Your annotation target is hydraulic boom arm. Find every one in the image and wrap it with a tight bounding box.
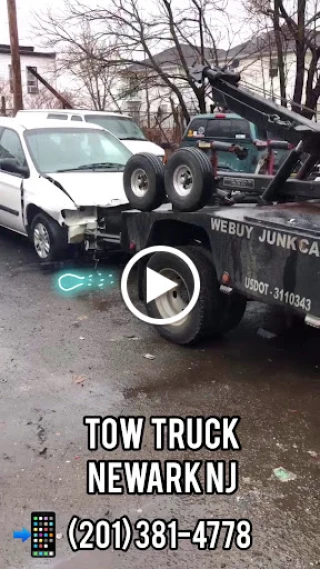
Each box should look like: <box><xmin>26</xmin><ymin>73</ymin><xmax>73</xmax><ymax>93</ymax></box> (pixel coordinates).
<box><xmin>191</xmin><ymin>66</ymin><xmax>320</xmax><ymax>147</ymax></box>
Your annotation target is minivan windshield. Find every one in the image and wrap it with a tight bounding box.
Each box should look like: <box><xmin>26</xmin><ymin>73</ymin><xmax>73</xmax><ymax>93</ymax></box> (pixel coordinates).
<box><xmin>85</xmin><ymin>115</ymin><xmax>146</xmax><ymax>141</ymax></box>
<box><xmin>24</xmin><ymin>128</ymin><xmax>132</xmax><ymax>173</ymax></box>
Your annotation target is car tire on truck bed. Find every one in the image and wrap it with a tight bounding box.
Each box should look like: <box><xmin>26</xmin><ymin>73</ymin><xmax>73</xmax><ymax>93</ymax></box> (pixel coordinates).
<box><xmin>164</xmin><ymin>148</ymin><xmax>213</xmax><ymax>211</ymax></box>
<box><xmin>123</xmin><ymin>153</ymin><xmax>166</xmax><ymax>211</ymax></box>
<box><xmin>145</xmin><ymin>245</ymin><xmax>247</xmax><ymax>345</ymax></box>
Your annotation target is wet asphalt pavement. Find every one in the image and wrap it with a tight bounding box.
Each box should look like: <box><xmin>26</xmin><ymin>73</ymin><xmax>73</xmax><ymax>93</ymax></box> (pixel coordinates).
<box><xmin>0</xmin><ymin>227</ymin><xmax>319</xmax><ymax>569</ymax></box>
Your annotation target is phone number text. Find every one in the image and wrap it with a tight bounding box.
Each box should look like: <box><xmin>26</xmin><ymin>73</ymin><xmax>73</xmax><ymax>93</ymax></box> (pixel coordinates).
<box><xmin>68</xmin><ymin>516</ymin><xmax>252</xmax><ymax>551</ymax></box>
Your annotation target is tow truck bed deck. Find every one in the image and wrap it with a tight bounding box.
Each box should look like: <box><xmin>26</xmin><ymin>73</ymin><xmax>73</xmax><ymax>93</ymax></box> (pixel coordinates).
<box><xmin>122</xmin><ymin>199</ymin><xmax>320</xmax><ymax>326</ymax></box>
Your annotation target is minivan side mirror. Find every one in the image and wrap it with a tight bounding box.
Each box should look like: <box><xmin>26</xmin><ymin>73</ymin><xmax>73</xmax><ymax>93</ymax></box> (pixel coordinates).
<box><xmin>0</xmin><ymin>158</ymin><xmax>29</xmax><ymax>177</ymax></box>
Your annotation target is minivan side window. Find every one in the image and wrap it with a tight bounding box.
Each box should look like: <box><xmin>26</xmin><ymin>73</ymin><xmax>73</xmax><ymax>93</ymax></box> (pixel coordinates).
<box><xmin>47</xmin><ymin>114</ymin><xmax>68</xmax><ymax>120</ymax></box>
<box><xmin>0</xmin><ymin>128</ymin><xmax>27</xmax><ymax>166</ymax></box>
<box><xmin>71</xmin><ymin>116</ymin><xmax>83</xmax><ymax>121</ymax></box>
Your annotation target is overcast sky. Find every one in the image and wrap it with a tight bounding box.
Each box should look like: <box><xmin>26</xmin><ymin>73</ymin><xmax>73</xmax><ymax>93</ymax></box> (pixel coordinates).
<box><xmin>0</xmin><ymin>0</ymin><xmax>251</xmax><ymax>50</ymax></box>
<box><xmin>0</xmin><ymin>0</ymin><xmax>64</xmax><ymax>45</ymax></box>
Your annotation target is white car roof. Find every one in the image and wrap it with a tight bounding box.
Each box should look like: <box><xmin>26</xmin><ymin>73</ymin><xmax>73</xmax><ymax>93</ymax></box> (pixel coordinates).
<box><xmin>0</xmin><ymin>117</ymin><xmax>18</xmax><ymax>128</ymax></box>
<box><xmin>17</xmin><ymin>109</ymin><xmax>133</xmax><ymax>119</ymax></box>
<box><xmin>23</xmin><ymin>119</ymin><xmax>105</xmax><ymax>131</ymax></box>
<box><xmin>0</xmin><ymin>116</ymin><xmax>105</xmax><ymax>132</ymax></box>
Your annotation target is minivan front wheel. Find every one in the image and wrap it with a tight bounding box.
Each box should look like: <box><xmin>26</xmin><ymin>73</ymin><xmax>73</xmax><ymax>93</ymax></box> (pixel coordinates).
<box><xmin>31</xmin><ymin>213</ymin><xmax>68</xmax><ymax>262</ymax></box>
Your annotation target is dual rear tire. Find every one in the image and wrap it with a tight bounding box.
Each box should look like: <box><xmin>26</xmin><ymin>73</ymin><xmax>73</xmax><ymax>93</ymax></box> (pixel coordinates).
<box><xmin>123</xmin><ymin>149</ymin><xmax>213</xmax><ymax>212</ymax></box>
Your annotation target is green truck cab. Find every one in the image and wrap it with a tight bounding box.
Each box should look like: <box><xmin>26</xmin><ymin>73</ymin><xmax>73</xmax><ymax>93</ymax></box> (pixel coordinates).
<box><xmin>180</xmin><ymin>113</ymin><xmax>267</xmax><ymax>173</ymax></box>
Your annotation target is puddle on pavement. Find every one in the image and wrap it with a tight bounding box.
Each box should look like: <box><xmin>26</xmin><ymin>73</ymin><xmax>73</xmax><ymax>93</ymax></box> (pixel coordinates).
<box><xmin>89</xmin><ymin>295</ymin><xmax>116</xmax><ymax>312</ymax></box>
<box><xmin>81</xmin><ymin>293</ymin><xmax>131</xmax><ymax>323</ymax></box>
<box><xmin>123</xmin><ymin>324</ymin><xmax>319</xmax><ymax>402</ymax></box>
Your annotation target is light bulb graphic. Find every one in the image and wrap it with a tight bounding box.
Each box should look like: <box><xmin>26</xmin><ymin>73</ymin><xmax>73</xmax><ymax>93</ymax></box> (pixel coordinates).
<box><xmin>58</xmin><ymin>273</ymin><xmax>86</xmax><ymax>292</ymax></box>
<box><xmin>55</xmin><ymin>270</ymin><xmax>116</xmax><ymax>295</ymax></box>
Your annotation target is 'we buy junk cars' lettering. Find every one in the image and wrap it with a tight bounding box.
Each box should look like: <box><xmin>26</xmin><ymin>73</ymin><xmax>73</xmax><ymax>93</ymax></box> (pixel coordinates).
<box><xmin>210</xmin><ymin>218</ymin><xmax>320</xmax><ymax>257</ymax></box>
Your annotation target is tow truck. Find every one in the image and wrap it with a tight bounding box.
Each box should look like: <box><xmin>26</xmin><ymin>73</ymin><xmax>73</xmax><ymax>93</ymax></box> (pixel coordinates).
<box><xmin>104</xmin><ymin>65</ymin><xmax>320</xmax><ymax>345</ymax></box>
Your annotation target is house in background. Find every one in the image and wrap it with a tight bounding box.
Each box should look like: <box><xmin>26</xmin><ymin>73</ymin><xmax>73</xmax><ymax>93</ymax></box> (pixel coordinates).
<box><xmin>118</xmin><ymin>34</ymin><xmax>320</xmax><ymax>130</ymax></box>
<box><xmin>227</xmin><ymin>29</ymin><xmax>320</xmax><ymax>119</ymax></box>
<box><xmin>118</xmin><ymin>44</ymin><xmax>226</xmax><ymax>130</ymax></box>
<box><xmin>0</xmin><ymin>34</ymin><xmax>318</xmax><ymax>127</ymax></box>
<box><xmin>0</xmin><ymin>43</ymin><xmax>56</xmax><ymax>113</ymax></box>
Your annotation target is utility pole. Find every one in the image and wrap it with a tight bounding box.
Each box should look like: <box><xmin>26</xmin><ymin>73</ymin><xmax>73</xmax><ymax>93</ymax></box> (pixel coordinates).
<box><xmin>7</xmin><ymin>0</ymin><xmax>23</xmax><ymax>113</ymax></box>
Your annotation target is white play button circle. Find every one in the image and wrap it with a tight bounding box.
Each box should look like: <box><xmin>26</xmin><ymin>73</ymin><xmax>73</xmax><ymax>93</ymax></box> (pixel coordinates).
<box><xmin>145</xmin><ymin>267</ymin><xmax>178</xmax><ymax>304</ymax></box>
<box><xmin>121</xmin><ymin>246</ymin><xmax>200</xmax><ymax>326</ymax></box>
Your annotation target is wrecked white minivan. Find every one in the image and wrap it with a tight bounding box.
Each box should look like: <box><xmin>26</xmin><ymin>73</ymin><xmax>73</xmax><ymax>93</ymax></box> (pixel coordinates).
<box><xmin>0</xmin><ymin>118</ymin><xmax>132</xmax><ymax>262</ymax></box>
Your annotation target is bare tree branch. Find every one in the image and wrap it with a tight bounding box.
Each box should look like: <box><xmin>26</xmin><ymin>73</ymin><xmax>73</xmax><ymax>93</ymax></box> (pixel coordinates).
<box><xmin>36</xmin><ymin>0</ymin><xmax>236</xmax><ymax>124</ymax></box>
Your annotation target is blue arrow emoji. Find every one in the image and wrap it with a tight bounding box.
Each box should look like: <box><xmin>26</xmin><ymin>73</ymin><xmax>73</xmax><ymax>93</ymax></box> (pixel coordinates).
<box><xmin>13</xmin><ymin>528</ymin><xmax>31</xmax><ymax>542</ymax></box>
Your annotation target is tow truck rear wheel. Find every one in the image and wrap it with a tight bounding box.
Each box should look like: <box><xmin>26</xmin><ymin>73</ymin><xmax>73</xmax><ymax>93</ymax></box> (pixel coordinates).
<box><xmin>164</xmin><ymin>148</ymin><xmax>213</xmax><ymax>211</ymax></box>
<box><xmin>123</xmin><ymin>153</ymin><xmax>165</xmax><ymax>211</ymax></box>
<box><xmin>145</xmin><ymin>246</ymin><xmax>247</xmax><ymax>345</ymax></box>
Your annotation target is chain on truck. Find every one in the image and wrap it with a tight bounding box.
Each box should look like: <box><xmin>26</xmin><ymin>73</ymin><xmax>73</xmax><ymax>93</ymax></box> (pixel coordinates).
<box><xmin>90</xmin><ymin>64</ymin><xmax>320</xmax><ymax>345</ymax></box>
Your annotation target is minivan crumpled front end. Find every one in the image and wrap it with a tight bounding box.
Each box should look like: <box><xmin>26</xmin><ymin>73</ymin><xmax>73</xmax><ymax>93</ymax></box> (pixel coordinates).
<box><xmin>61</xmin><ymin>208</ymin><xmax>98</xmax><ymax>243</ymax></box>
<box><xmin>84</xmin><ymin>204</ymin><xmax>132</xmax><ymax>252</ymax></box>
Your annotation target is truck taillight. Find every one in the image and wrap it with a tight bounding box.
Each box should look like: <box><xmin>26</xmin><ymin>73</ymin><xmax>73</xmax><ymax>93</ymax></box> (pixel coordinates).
<box><xmin>221</xmin><ymin>272</ymin><xmax>231</xmax><ymax>285</ymax></box>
